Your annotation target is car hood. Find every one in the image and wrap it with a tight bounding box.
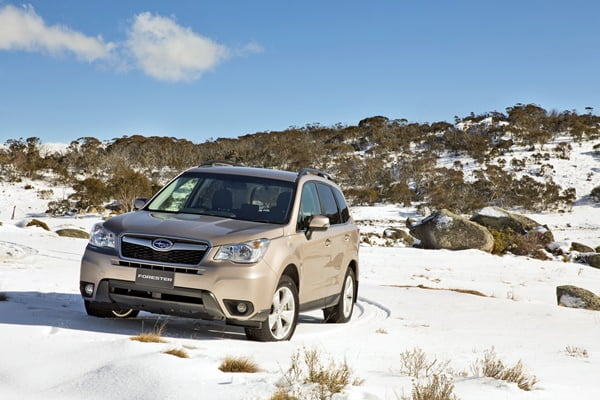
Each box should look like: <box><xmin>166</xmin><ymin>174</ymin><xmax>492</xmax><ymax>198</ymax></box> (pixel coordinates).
<box><xmin>103</xmin><ymin>211</ymin><xmax>285</xmax><ymax>246</ymax></box>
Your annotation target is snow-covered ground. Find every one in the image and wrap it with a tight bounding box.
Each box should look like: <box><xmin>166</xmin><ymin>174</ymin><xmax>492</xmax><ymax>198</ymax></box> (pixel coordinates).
<box><xmin>1</xmin><ymin>200</ymin><xmax>599</xmax><ymax>399</ymax></box>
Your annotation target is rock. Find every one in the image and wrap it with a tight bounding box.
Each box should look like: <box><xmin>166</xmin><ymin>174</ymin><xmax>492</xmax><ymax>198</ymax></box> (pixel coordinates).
<box><xmin>409</xmin><ymin>209</ymin><xmax>494</xmax><ymax>252</ymax></box>
<box><xmin>26</xmin><ymin>219</ymin><xmax>50</xmax><ymax>231</ymax></box>
<box><xmin>471</xmin><ymin>206</ymin><xmax>549</xmax><ymax>236</ymax></box>
<box><xmin>577</xmin><ymin>253</ymin><xmax>600</xmax><ymax>269</ymax></box>
<box><xmin>532</xmin><ymin>248</ymin><xmax>552</xmax><ymax>261</ymax></box>
<box><xmin>471</xmin><ymin>207</ymin><xmax>554</xmax><ymax>256</ymax></box>
<box><xmin>384</xmin><ymin>228</ymin><xmax>414</xmax><ymax>246</ymax></box>
<box><xmin>570</xmin><ymin>242</ymin><xmax>595</xmax><ymax>253</ymax></box>
<box><xmin>55</xmin><ymin>228</ymin><xmax>90</xmax><ymax>239</ymax></box>
<box><xmin>556</xmin><ymin>285</ymin><xmax>600</xmax><ymax>311</ymax></box>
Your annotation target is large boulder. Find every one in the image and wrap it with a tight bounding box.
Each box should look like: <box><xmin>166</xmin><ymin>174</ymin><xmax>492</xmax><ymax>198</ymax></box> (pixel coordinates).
<box><xmin>471</xmin><ymin>207</ymin><xmax>554</xmax><ymax>256</ymax></box>
<box><xmin>471</xmin><ymin>206</ymin><xmax>550</xmax><ymax>236</ymax></box>
<box><xmin>556</xmin><ymin>285</ymin><xmax>600</xmax><ymax>311</ymax></box>
<box><xmin>409</xmin><ymin>209</ymin><xmax>494</xmax><ymax>252</ymax></box>
<box><xmin>571</xmin><ymin>242</ymin><xmax>595</xmax><ymax>253</ymax></box>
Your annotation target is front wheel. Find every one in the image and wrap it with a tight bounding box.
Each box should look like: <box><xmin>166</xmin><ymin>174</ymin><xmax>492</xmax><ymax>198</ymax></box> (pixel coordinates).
<box><xmin>245</xmin><ymin>275</ymin><xmax>299</xmax><ymax>341</ymax></box>
<box><xmin>323</xmin><ymin>268</ymin><xmax>356</xmax><ymax>323</ymax></box>
<box><xmin>84</xmin><ymin>300</ymin><xmax>139</xmax><ymax>318</ymax></box>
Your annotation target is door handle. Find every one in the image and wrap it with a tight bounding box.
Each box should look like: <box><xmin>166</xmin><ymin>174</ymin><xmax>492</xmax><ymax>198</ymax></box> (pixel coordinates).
<box><xmin>325</xmin><ymin>239</ymin><xmax>331</xmax><ymax>247</ymax></box>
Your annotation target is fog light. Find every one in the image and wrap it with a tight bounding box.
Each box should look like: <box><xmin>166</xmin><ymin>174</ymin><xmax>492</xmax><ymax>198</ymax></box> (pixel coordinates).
<box><xmin>84</xmin><ymin>283</ymin><xmax>94</xmax><ymax>296</ymax></box>
<box><xmin>236</xmin><ymin>302</ymin><xmax>248</xmax><ymax>313</ymax></box>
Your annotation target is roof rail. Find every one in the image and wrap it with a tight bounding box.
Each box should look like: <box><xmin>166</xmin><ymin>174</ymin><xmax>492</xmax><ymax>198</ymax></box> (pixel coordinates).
<box><xmin>198</xmin><ymin>160</ymin><xmax>244</xmax><ymax>167</ymax></box>
<box><xmin>298</xmin><ymin>168</ymin><xmax>334</xmax><ymax>181</ymax></box>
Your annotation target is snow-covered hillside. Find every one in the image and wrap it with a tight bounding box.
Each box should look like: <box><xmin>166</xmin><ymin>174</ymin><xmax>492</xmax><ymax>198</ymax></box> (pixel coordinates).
<box><xmin>1</xmin><ymin>138</ymin><xmax>600</xmax><ymax>399</ymax></box>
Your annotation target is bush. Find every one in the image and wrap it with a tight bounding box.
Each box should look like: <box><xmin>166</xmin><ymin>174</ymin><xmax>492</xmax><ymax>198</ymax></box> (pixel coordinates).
<box><xmin>471</xmin><ymin>348</ymin><xmax>537</xmax><ymax>391</ymax></box>
<box><xmin>46</xmin><ymin>200</ymin><xmax>72</xmax><ymax>216</ymax></box>
<box><xmin>108</xmin><ymin>167</ymin><xmax>153</xmax><ymax>213</ymax></box>
<box><xmin>275</xmin><ymin>347</ymin><xmax>362</xmax><ymax>400</ymax></box>
<box><xmin>218</xmin><ymin>356</ymin><xmax>259</xmax><ymax>373</ymax></box>
<box><xmin>410</xmin><ymin>374</ymin><xmax>459</xmax><ymax>400</ymax></box>
<box><xmin>399</xmin><ymin>347</ymin><xmax>451</xmax><ymax>379</ymax></box>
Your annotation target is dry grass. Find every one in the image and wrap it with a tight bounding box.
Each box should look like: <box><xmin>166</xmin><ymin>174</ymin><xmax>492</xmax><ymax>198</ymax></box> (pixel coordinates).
<box><xmin>388</xmin><ymin>284</ymin><xmax>487</xmax><ymax>297</ymax></box>
<box><xmin>399</xmin><ymin>348</ymin><xmax>451</xmax><ymax>379</ymax></box>
<box><xmin>162</xmin><ymin>348</ymin><xmax>189</xmax><ymax>358</ymax></box>
<box><xmin>410</xmin><ymin>374</ymin><xmax>459</xmax><ymax>400</ymax></box>
<box><xmin>565</xmin><ymin>345</ymin><xmax>589</xmax><ymax>358</ymax></box>
<box><xmin>130</xmin><ymin>322</ymin><xmax>167</xmax><ymax>343</ymax></box>
<box><xmin>471</xmin><ymin>348</ymin><xmax>537</xmax><ymax>391</ymax></box>
<box><xmin>376</xmin><ymin>328</ymin><xmax>388</xmax><ymax>334</ymax></box>
<box><xmin>276</xmin><ymin>347</ymin><xmax>363</xmax><ymax>400</ymax></box>
<box><xmin>218</xmin><ymin>356</ymin><xmax>259</xmax><ymax>373</ymax></box>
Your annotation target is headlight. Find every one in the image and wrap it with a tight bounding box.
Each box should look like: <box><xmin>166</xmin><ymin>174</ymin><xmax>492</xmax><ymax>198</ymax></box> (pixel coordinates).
<box><xmin>89</xmin><ymin>223</ymin><xmax>116</xmax><ymax>248</ymax></box>
<box><xmin>214</xmin><ymin>239</ymin><xmax>270</xmax><ymax>264</ymax></box>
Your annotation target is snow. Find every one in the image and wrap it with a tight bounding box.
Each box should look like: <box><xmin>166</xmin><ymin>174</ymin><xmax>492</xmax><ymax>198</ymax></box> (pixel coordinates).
<box><xmin>475</xmin><ymin>206</ymin><xmax>508</xmax><ymax>218</ymax></box>
<box><xmin>1</xmin><ymin>200</ymin><xmax>600</xmax><ymax>399</ymax></box>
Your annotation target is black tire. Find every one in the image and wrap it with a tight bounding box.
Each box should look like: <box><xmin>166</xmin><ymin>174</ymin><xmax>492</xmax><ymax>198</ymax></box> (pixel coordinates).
<box><xmin>323</xmin><ymin>268</ymin><xmax>356</xmax><ymax>323</ymax></box>
<box><xmin>84</xmin><ymin>300</ymin><xmax>139</xmax><ymax>319</ymax></box>
<box><xmin>245</xmin><ymin>275</ymin><xmax>299</xmax><ymax>342</ymax></box>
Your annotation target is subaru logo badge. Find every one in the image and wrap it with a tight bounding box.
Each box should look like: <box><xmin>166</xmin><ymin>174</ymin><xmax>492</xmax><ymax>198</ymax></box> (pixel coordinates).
<box><xmin>152</xmin><ymin>238</ymin><xmax>174</xmax><ymax>251</ymax></box>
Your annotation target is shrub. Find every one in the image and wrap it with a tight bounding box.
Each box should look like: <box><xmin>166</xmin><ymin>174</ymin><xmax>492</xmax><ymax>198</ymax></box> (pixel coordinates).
<box><xmin>276</xmin><ymin>347</ymin><xmax>362</xmax><ymax>400</ymax></box>
<box><xmin>410</xmin><ymin>374</ymin><xmax>459</xmax><ymax>400</ymax></box>
<box><xmin>162</xmin><ymin>348</ymin><xmax>189</xmax><ymax>358</ymax></box>
<box><xmin>218</xmin><ymin>356</ymin><xmax>259</xmax><ymax>373</ymax></box>
<box><xmin>46</xmin><ymin>200</ymin><xmax>73</xmax><ymax>216</ymax></box>
<box><xmin>399</xmin><ymin>348</ymin><xmax>451</xmax><ymax>379</ymax></box>
<box><xmin>471</xmin><ymin>348</ymin><xmax>537</xmax><ymax>391</ymax></box>
<box><xmin>108</xmin><ymin>166</ymin><xmax>153</xmax><ymax>213</ymax></box>
<box><xmin>26</xmin><ymin>219</ymin><xmax>50</xmax><ymax>231</ymax></box>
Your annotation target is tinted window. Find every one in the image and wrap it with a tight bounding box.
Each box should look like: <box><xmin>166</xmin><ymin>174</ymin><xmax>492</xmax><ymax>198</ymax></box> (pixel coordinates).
<box><xmin>316</xmin><ymin>183</ymin><xmax>341</xmax><ymax>225</ymax></box>
<box><xmin>332</xmin><ymin>187</ymin><xmax>350</xmax><ymax>223</ymax></box>
<box><xmin>297</xmin><ymin>182</ymin><xmax>321</xmax><ymax>230</ymax></box>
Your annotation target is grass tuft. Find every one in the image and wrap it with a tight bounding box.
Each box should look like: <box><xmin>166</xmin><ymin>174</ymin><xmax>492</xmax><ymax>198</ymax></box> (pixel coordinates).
<box><xmin>565</xmin><ymin>346</ymin><xmax>589</xmax><ymax>358</ymax></box>
<box><xmin>162</xmin><ymin>348</ymin><xmax>189</xmax><ymax>358</ymax></box>
<box><xmin>130</xmin><ymin>321</ymin><xmax>167</xmax><ymax>343</ymax></box>
<box><xmin>399</xmin><ymin>347</ymin><xmax>451</xmax><ymax>379</ymax></box>
<box><xmin>218</xmin><ymin>356</ymin><xmax>259</xmax><ymax>373</ymax></box>
<box><xmin>471</xmin><ymin>347</ymin><xmax>537</xmax><ymax>391</ymax></box>
<box><xmin>410</xmin><ymin>374</ymin><xmax>459</xmax><ymax>400</ymax></box>
<box><xmin>275</xmin><ymin>347</ymin><xmax>362</xmax><ymax>400</ymax></box>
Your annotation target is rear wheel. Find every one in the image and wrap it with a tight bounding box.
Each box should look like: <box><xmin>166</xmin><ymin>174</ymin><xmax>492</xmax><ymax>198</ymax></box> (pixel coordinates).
<box><xmin>323</xmin><ymin>268</ymin><xmax>356</xmax><ymax>323</ymax></box>
<box><xmin>245</xmin><ymin>275</ymin><xmax>299</xmax><ymax>341</ymax></box>
<box><xmin>84</xmin><ymin>300</ymin><xmax>139</xmax><ymax>318</ymax></box>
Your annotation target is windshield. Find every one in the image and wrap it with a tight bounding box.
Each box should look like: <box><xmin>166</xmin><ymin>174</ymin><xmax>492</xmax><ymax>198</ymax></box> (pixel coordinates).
<box><xmin>146</xmin><ymin>172</ymin><xmax>295</xmax><ymax>224</ymax></box>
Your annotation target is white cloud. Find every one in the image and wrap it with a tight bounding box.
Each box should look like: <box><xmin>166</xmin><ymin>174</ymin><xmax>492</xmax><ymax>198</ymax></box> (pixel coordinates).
<box><xmin>126</xmin><ymin>12</ymin><xmax>230</xmax><ymax>82</ymax></box>
<box><xmin>0</xmin><ymin>4</ymin><xmax>114</xmax><ymax>62</ymax></box>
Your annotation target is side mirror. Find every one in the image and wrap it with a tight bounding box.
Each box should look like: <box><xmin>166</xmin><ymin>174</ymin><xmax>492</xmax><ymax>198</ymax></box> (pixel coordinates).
<box><xmin>133</xmin><ymin>198</ymin><xmax>149</xmax><ymax>211</ymax></box>
<box><xmin>308</xmin><ymin>215</ymin><xmax>330</xmax><ymax>231</ymax></box>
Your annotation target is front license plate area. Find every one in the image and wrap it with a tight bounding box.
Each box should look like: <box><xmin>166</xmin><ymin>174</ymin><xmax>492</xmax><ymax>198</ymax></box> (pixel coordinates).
<box><xmin>135</xmin><ymin>269</ymin><xmax>175</xmax><ymax>289</ymax></box>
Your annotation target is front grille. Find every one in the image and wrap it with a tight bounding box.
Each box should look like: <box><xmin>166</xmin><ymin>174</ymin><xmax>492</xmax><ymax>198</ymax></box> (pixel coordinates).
<box><xmin>120</xmin><ymin>235</ymin><xmax>208</xmax><ymax>266</ymax></box>
<box><xmin>117</xmin><ymin>260</ymin><xmax>203</xmax><ymax>275</ymax></box>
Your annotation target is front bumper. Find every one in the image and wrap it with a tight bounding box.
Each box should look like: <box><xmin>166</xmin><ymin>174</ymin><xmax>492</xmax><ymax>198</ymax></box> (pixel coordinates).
<box><xmin>79</xmin><ymin>245</ymin><xmax>276</xmax><ymax>326</ymax></box>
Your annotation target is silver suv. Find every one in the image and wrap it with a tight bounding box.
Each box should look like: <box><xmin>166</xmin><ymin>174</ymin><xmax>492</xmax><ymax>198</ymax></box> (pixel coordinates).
<box><xmin>79</xmin><ymin>163</ymin><xmax>360</xmax><ymax>341</ymax></box>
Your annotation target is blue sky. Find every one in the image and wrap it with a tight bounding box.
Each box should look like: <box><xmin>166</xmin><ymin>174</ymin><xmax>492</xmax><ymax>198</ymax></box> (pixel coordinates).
<box><xmin>1</xmin><ymin>1</ymin><xmax>599</xmax><ymax>144</ymax></box>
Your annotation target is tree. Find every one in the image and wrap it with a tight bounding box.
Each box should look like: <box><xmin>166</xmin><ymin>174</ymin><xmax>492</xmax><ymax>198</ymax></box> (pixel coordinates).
<box><xmin>108</xmin><ymin>167</ymin><xmax>153</xmax><ymax>213</ymax></box>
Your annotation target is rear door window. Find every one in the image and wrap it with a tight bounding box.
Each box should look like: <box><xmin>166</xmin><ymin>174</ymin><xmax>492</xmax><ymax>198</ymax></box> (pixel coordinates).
<box><xmin>316</xmin><ymin>183</ymin><xmax>341</xmax><ymax>225</ymax></box>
